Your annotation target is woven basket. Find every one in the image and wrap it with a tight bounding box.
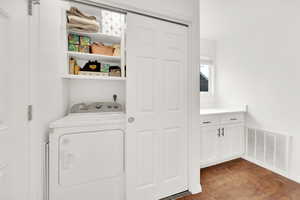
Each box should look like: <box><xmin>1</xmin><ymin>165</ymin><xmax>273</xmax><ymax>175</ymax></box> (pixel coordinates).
<box><xmin>91</xmin><ymin>42</ymin><xmax>114</xmax><ymax>56</ymax></box>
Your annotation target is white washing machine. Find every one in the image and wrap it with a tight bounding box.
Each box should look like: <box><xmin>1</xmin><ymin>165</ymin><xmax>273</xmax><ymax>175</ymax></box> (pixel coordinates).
<box><xmin>48</xmin><ymin>101</ymin><xmax>125</xmax><ymax>200</ymax></box>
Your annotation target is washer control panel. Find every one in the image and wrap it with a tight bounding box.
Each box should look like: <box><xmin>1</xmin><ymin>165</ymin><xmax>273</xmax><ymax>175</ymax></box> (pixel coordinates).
<box><xmin>71</xmin><ymin>102</ymin><xmax>123</xmax><ymax>113</ymax></box>
<box><xmin>70</xmin><ymin>95</ymin><xmax>123</xmax><ymax>113</ymax></box>
<box><xmin>70</xmin><ymin>102</ymin><xmax>123</xmax><ymax>113</ymax></box>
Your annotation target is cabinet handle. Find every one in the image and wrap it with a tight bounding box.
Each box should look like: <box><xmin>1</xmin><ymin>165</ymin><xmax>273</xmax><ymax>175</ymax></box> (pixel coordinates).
<box><xmin>203</xmin><ymin>121</ymin><xmax>211</xmax><ymax>124</ymax></box>
<box><xmin>221</xmin><ymin>128</ymin><xmax>225</xmax><ymax>136</ymax></box>
<box><xmin>217</xmin><ymin>128</ymin><xmax>221</xmax><ymax>137</ymax></box>
<box><xmin>230</xmin><ymin>118</ymin><xmax>238</xmax><ymax>121</ymax></box>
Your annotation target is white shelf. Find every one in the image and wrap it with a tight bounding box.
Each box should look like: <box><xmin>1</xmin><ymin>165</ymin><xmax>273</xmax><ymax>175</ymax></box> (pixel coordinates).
<box><xmin>68</xmin><ymin>30</ymin><xmax>121</xmax><ymax>44</ymax></box>
<box><xmin>62</xmin><ymin>74</ymin><xmax>126</xmax><ymax>81</ymax></box>
<box><xmin>67</xmin><ymin>51</ymin><xmax>121</xmax><ymax>63</ymax></box>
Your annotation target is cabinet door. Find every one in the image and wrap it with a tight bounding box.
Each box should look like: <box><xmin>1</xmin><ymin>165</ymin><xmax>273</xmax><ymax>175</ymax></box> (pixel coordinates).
<box><xmin>221</xmin><ymin>124</ymin><xmax>245</xmax><ymax>159</ymax></box>
<box><xmin>200</xmin><ymin>126</ymin><xmax>220</xmax><ymax>166</ymax></box>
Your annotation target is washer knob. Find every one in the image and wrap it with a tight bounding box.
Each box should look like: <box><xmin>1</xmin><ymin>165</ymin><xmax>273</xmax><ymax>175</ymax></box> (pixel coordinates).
<box><xmin>95</xmin><ymin>104</ymin><xmax>102</xmax><ymax>109</ymax></box>
<box><xmin>128</xmin><ymin>117</ymin><xmax>135</xmax><ymax>123</ymax></box>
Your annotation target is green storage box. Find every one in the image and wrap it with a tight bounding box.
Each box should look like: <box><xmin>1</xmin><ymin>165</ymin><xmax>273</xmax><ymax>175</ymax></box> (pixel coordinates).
<box><xmin>101</xmin><ymin>63</ymin><xmax>110</xmax><ymax>73</ymax></box>
<box><xmin>80</xmin><ymin>36</ymin><xmax>91</xmax><ymax>46</ymax></box>
<box><xmin>68</xmin><ymin>44</ymin><xmax>79</xmax><ymax>52</ymax></box>
<box><xmin>68</xmin><ymin>33</ymin><xmax>80</xmax><ymax>45</ymax></box>
<box><xmin>79</xmin><ymin>45</ymin><xmax>90</xmax><ymax>53</ymax></box>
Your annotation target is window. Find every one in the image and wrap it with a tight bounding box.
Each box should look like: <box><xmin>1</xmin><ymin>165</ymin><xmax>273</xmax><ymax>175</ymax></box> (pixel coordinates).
<box><xmin>200</xmin><ymin>59</ymin><xmax>214</xmax><ymax>94</ymax></box>
<box><xmin>200</xmin><ymin>64</ymin><xmax>210</xmax><ymax>92</ymax></box>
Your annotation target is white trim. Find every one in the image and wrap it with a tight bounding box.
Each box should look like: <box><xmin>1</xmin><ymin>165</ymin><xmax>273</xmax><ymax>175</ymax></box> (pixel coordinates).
<box><xmin>68</xmin><ymin>0</ymin><xmax>192</xmax><ymax>25</ymax></box>
<box><xmin>28</xmin><ymin>2</ymin><xmax>42</xmax><ymax>200</ymax></box>
<box><xmin>187</xmin><ymin>0</ymin><xmax>202</xmax><ymax>194</ymax></box>
<box><xmin>0</xmin><ymin>8</ymin><xmax>9</xmax><ymax>18</ymax></box>
<box><xmin>201</xmin><ymin>155</ymin><xmax>244</xmax><ymax>169</ymax></box>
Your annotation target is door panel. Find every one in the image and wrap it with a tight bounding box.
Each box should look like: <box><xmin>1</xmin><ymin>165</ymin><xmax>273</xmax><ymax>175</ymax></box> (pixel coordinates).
<box><xmin>200</xmin><ymin>126</ymin><xmax>219</xmax><ymax>165</ymax></box>
<box><xmin>163</xmin><ymin>128</ymin><xmax>180</xmax><ymax>181</ymax></box>
<box><xmin>136</xmin><ymin>130</ymin><xmax>156</xmax><ymax>187</ymax></box>
<box><xmin>137</xmin><ymin>58</ymin><xmax>155</xmax><ymax>112</ymax></box>
<box><xmin>126</xmin><ymin>13</ymin><xmax>188</xmax><ymax>200</ymax></box>
<box><xmin>219</xmin><ymin>124</ymin><xmax>244</xmax><ymax>160</ymax></box>
<box><xmin>0</xmin><ymin>1</ymin><xmax>30</xmax><ymax>200</ymax></box>
<box><xmin>219</xmin><ymin>127</ymin><xmax>233</xmax><ymax>159</ymax></box>
<box><xmin>165</xmin><ymin>61</ymin><xmax>180</xmax><ymax>111</ymax></box>
<box><xmin>225</xmin><ymin>124</ymin><xmax>245</xmax><ymax>157</ymax></box>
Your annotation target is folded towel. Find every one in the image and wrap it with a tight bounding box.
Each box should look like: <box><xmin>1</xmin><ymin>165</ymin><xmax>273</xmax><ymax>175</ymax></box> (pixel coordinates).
<box><xmin>66</xmin><ymin>7</ymin><xmax>100</xmax><ymax>33</ymax></box>
<box><xmin>67</xmin><ymin>7</ymin><xmax>96</xmax><ymax>21</ymax></box>
<box><xmin>68</xmin><ymin>15</ymin><xmax>100</xmax><ymax>27</ymax></box>
<box><xmin>67</xmin><ymin>23</ymin><xmax>100</xmax><ymax>33</ymax></box>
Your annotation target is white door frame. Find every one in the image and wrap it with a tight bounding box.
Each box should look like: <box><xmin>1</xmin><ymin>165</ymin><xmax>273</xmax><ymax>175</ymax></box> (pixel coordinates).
<box><xmin>28</xmin><ymin>1</ymin><xmax>42</xmax><ymax>200</ymax></box>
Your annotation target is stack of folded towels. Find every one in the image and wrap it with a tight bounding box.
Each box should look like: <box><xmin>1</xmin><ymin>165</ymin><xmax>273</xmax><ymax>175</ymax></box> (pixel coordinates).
<box><xmin>67</xmin><ymin>7</ymin><xmax>100</xmax><ymax>33</ymax></box>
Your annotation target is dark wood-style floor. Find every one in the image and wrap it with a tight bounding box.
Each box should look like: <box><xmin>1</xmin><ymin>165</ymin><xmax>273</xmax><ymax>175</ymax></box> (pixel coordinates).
<box><xmin>179</xmin><ymin>159</ymin><xmax>300</xmax><ymax>200</ymax></box>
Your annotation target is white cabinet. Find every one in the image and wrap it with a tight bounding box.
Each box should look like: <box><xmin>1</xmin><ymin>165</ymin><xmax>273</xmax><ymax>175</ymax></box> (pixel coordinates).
<box><xmin>200</xmin><ymin>112</ymin><xmax>245</xmax><ymax>168</ymax></box>
<box><xmin>200</xmin><ymin>125</ymin><xmax>219</xmax><ymax>165</ymax></box>
<box><xmin>224</xmin><ymin>124</ymin><xmax>245</xmax><ymax>157</ymax></box>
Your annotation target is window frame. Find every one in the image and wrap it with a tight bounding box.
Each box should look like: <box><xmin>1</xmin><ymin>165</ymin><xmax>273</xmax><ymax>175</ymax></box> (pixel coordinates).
<box><xmin>200</xmin><ymin>57</ymin><xmax>215</xmax><ymax>97</ymax></box>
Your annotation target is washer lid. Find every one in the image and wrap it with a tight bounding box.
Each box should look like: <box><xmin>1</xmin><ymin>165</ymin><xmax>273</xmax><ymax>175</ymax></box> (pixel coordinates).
<box><xmin>50</xmin><ymin>112</ymin><xmax>125</xmax><ymax>129</ymax></box>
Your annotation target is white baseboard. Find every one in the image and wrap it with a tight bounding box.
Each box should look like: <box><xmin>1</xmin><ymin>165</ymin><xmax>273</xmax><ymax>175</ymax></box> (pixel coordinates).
<box><xmin>200</xmin><ymin>155</ymin><xmax>243</xmax><ymax>169</ymax></box>
<box><xmin>189</xmin><ymin>183</ymin><xmax>202</xmax><ymax>194</ymax></box>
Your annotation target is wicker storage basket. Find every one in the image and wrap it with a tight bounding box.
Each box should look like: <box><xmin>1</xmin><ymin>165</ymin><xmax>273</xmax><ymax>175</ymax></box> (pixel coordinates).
<box><xmin>91</xmin><ymin>42</ymin><xmax>114</xmax><ymax>56</ymax></box>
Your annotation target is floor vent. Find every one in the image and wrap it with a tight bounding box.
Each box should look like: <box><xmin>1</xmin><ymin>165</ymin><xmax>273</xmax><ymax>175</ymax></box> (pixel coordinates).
<box><xmin>244</xmin><ymin>128</ymin><xmax>292</xmax><ymax>176</ymax></box>
<box><xmin>160</xmin><ymin>191</ymin><xmax>191</xmax><ymax>200</ymax></box>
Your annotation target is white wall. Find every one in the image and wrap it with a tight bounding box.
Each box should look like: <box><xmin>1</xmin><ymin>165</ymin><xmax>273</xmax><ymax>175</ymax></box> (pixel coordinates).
<box><xmin>69</xmin><ymin>80</ymin><xmax>126</xmax><ymax>106</ymax></box>
<box><xmin>200</xmin><ymin>39</ymin><xmax>216</xmax><ymax>59</ymax></box>
<box><xmin>200</xmin><ymin>0</ymin><xmax>300</xmax><ymax>181</ymax></box>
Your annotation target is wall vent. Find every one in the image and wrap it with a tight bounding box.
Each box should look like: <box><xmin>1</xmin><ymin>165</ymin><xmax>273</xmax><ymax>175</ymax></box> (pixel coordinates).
<box><xmin>244</xmin><ymin>128</ymin><xmax>292</xmax><ymax>176</ymax></box>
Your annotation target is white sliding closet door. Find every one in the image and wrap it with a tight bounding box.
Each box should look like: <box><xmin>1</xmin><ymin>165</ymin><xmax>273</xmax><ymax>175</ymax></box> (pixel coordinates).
<box><xmin>126</xmin><ymin>13</ymin><xmax>188</xmax><ymax>200</ymax></box>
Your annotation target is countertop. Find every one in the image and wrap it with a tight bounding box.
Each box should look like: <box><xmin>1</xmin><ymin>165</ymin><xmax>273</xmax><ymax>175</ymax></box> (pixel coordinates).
<box><xmin>200</xmin><ymin>106</ymin><xmax>247</xmax><ymax>115</ymax></box>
